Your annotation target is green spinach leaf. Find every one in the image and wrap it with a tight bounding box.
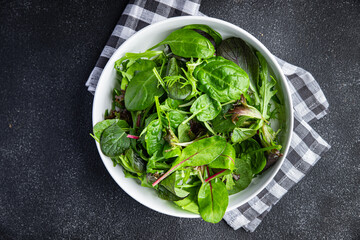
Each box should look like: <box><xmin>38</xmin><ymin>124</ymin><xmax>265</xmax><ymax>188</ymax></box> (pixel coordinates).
<box><xmin>217</xmin><ymin>37</ymin><xmax>260</xmax><ymax>104</ymax></box>
<box><xmin>161</xmin><ymin>171</ymin><xmax>190</xmax><ymax>198</ymax></box>
<box><xmin>239</xmin><ymin>138</ymin><xmax>266</xmax><ymax>174</ymax></box>
<box><xmin>228</xmin><ymin>157</ymin><xmax>253</xmax><ymax>195</ymax></box>
<box><xmin>149</xmin><ymin>28</ymin><xmax>215</xmax><ymax>59</ymax></box>
<box><xmin>183</xmin><ymin>94</ymin><xmax>221</xmax><ymax>124</ymax></box>
<box><xmin>194</xmin><ymin>57</ymin><xmax>250</xmax><ymax>102</ymax></box>
<box><xmin>124</xmin><ymin>69</ymin><xmax>165</xmax><ymax>111</ymax></box>
<box><xmin>145</xmin><ymin>119</ymin><xmax>164</xmax><ymax>156</ymax></box>
<box><xmin>182</xmin><ymin>24</ymin><xmax>222</xmax><ymax>47</ymax></box>
<box><xmin>231</xmin><ymin>128</ymin><xmax>257</xmax><ymax>144</ymax></box>
<box><xmin>100</xmin><ymin>121</ymin><xmax>130</xmax><ymax>157</ymax></box>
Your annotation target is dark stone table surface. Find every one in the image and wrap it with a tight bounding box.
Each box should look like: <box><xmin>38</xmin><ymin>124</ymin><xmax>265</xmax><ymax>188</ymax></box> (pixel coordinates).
<box><xmin>1</xmin><ymin>0</ymin><xmax>359</xmax><ymax>239</ymax></box>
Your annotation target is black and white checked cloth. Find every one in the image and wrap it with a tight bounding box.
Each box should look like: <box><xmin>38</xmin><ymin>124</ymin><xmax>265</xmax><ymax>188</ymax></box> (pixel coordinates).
<box><xmin>86</xmin><ymin>0</ymin><xmax>331</xmax><ymax>232</ymax></box>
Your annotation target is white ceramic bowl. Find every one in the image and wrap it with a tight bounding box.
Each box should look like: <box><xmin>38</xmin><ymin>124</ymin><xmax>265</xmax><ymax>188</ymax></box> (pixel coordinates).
<box><xmin>93</xmin><ymin>16</ymin><xmax>293</xmax><ymax>218</ymax></box>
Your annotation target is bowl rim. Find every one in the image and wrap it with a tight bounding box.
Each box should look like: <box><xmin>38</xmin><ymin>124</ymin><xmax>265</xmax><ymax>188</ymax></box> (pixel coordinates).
<box><xmin>92</xmin><ymin>15</ymin><xmax>294</xmax><ymax>218</ymax></box>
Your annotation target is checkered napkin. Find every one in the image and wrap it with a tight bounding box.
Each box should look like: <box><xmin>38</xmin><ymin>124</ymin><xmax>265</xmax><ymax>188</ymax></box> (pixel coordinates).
<box><xmin>85</xmin><ymin>0</ymin><xmax>331</xmax><ymax>232</ymax></box>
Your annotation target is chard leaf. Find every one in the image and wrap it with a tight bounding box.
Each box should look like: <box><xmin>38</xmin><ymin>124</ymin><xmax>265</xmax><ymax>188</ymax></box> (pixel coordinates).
<box><xmin>152</xmin><ymin>136</ymin><xmax>227</xmax><ymax>186</ymax></box>
<box><xmin>208</xmin><ymin>143</ymin><xmax>236</xmax><ymax>170</ymax></box>
<box><xmin>194</xmin><ymin>57</ymin><xmax>250</xmax><ymax>102</ymax></box>
<box><xmin>217</xmin><ymin>37</ymin><xmax>260</xmax><ymax>104</ymax></box>
<box><xmin>198</xmin><ymin>178</ymin><xmax>229</xmax><ymax>223</ymax></box>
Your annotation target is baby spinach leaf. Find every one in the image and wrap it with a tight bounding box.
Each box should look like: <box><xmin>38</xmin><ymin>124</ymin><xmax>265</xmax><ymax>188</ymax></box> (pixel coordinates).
<box><xmin>163</xmin><ymin>143</ymin><xmax>181</xmax><ymax>159</ymax></box>
<box><xmin>174</xmin><ymin>187</ymin><xmax>200</xmax><ymax>214</ymax></box>
<box><xmin>145</xmin><ymin>119</ymin><xmax>164</xmax><ymax>156</ymax></box>
<box><xmin>182</xmin><ymin>24</ymin><xmax>222</xmax><ymax>47</ymax></box>
<box><xmin>152</xmin><ymin>136</ymin><xmax>227</xmax><ymax>186</ymax></box>
<box><xmin>166</xmin><ymin>57</ymin><xmax>181</xmax><ymax>76</ymax></box>
<box><xmin>231</xmin><ymin>128</ymin><xmax>257</xmax><ymax>144</ymax></box>
<box><xmin>198</xmin><ymin>178</ymin><xmax>229</xmax><ymax>223</ymax></box>
<box><xmin>193</xmin><ymin>57</ymin><xmax>250</xmax><ymax>102</ymax></box>
<box><xmin>93</xmin><ymin>119</ymin><xmax>119</xmax><ymax>142</ymax></box>
<box><xmin>161</xmin><ymin>171</ymin><xmax>190</xmax><ymax>198</ymax></box>
<box><xmin>183</xmin><ymin>94</ymin><xmax>221</xmax><ymax>124</ymax></box>
<box><xmin>124</xmin><ymin>69</ymin><xmax>165</xmax><ymax>111</ymax></box>
<box><xmin>178</xmin><ymin>123</ymin><xmax>193</xmax><ymax>143</ymax></box>
<box><xmin>217</xmin><ymin>37</ymin><xmax>260</xmax><ymax>104</ymax></box>
<box><xmin>149</xmin><ymin>28</ymin><xmax>215</xmax><ymax>59</ymax></box>
<box><xmin>239</xmin><ymin>138</ymin><xmax>266</xmax><ymax>174</ymax></box>
<box><xmin>114</xmin><ymin>50</ymin><xmax>163</xmax><ymax>71</ymax></box>
<box><xmin>100</xmin><ymin>121</ymin><xmax>130</xmax><ymax>157</ymax></box>
<box><xmin>145</xmin><ymin>113</ymin><xmax>158</xmax><ymax>127</ymax></box>
<box><xmin>157</xmin><ymin>185</ymin><xmax>183</xmax><ymax>201</ymax></box>
<box><xmin>228</xmin><ymin>157</ymin><xmax>253</xmax><ymax>195</ymax></box>
<box><xmin>125</xmin><ymin>59</ymin><xmax>157</xmax><ymax>81</ymax></box>
<box><xmin>168</xmin><ymin>80</ymin><xmax>192</xmax><ymax>100</ymax></box>
<box><xmin>113</xmin><ymin>148</ymin><xmax>146</xmax><ymax>174</ymax></box>
<box><xmin>167</xmin><ymin>111</ymin><xmax>187</xmax><ymax>130</ymax></box>
<box><xmin>208</xmin><ymin>143</ymin><xmax>236</xmax><ymax>170</ymax></box>
<box><xmin>211</xmin><ymin>104</ymin><xmax>236</xmax><ymax>133</ymax></box>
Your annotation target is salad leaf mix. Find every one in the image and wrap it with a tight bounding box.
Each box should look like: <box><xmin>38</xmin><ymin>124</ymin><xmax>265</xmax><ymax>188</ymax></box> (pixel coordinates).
<box><xmin>92</xmin><ymin>24</ymin><xmax>283</xmax><ymax>223</ymax></box>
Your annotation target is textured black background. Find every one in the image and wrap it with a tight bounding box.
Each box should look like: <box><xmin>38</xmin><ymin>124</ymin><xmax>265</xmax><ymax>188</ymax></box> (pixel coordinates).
<box><xmin>1</xmin><ymin>0</ymin><xmax>359</xmax><ymax>239</ymax></box>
